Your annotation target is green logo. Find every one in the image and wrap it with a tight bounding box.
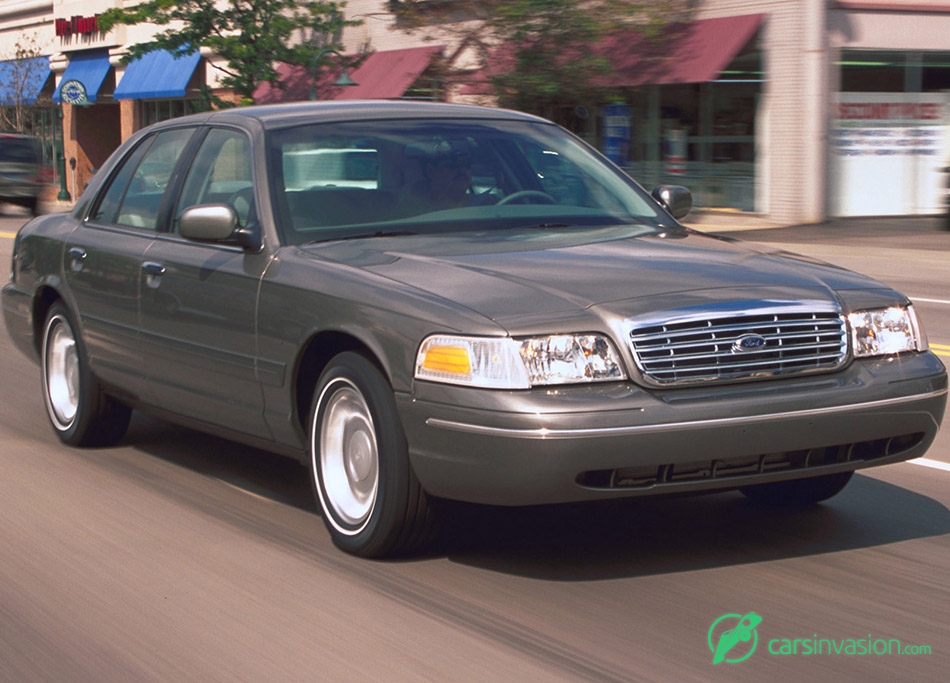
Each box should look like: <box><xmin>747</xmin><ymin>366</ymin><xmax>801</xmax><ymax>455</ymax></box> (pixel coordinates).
<box><xmin>708</xmin><ymin>612</ymin><xmax>762</xmax><ymax>664</ymax></box>
<box><xmin>60</xmin><ymin>79</ymin><xmax>89</xmax><ymax>106</ymax></box>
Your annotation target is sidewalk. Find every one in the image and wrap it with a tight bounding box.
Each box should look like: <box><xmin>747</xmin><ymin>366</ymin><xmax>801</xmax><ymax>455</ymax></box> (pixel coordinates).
<box><xmin>684</xmin><ymin>209</ymin><xmax>949</xmax><ymax>241</ymax></box>
<box><xmin>683</xmin><ymin>209</ymin><xmax>786</xmax><ymax>233</ymax></box>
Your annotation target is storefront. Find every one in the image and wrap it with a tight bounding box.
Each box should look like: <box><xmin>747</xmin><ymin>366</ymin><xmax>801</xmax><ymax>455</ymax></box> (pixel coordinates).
<box><xmin>597</xmin><ymin>2</ymin><xmax>950</xmax><ymax>223</ymax></box>
<box><xmin>5</xmin><ymin>0</ymin><xmax>950</xmax><ymax>223</ymax></box>
<box><xmin>830</xmin><ymin>50</ymin><xmax>950</xmax><ymax>217</ymax></box>
<box><xmin>0</xmin><ymin>53</ymin><xmax>59</xmax><ymax>179</ymax></box>
<box><xmin>600</xmin><ymin>14</ymin><xmax>764</xmax><ymax>213</ymax></box>
<box><xmin>44</xmin><ymin>2</ymin><xmax>211</xmax><ymax>198</ymax></box>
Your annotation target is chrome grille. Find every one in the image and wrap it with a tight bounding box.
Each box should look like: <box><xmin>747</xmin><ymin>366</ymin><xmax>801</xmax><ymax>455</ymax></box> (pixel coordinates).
<box><xmin>627</xmin><ymin>302</ymin><xmax>848</xmax><ymax>386</ymax></box>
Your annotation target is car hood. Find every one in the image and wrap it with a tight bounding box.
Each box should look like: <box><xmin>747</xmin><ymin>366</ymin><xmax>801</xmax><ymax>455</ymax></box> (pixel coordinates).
<box><xmin>299</xmin><ymin>226</ymin><xmax>894</xmax><ymax>328</ymax></box>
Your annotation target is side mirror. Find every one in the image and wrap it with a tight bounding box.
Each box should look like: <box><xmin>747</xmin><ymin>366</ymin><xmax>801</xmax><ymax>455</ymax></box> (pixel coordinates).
<box><xmin>179</xmin><ymin>204</ymin><xmax>261</xmax><ymax>252</ymax></box>
<box><xmin>651</xmin><ymin>185</ymin><xmax>692</xmax><ymax>220</ymax></box>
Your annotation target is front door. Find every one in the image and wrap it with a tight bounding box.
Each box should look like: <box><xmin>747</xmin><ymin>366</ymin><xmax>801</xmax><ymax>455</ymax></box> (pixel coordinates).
<box><xmin>138</xmin><ymin>127</ymin><xmax>272</xmax><ymax>439</ymax></box>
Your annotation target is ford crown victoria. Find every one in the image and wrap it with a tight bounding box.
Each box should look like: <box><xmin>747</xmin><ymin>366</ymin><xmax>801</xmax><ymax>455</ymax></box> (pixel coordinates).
<box><xmin>3</xmin><ymin>102</ymin><xmax>946</xmax><ymax>557</ymax></box>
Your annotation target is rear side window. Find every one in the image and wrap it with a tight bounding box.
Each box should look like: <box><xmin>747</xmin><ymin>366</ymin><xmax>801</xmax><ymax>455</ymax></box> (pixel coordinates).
<box><xmin>92</xmin><ymin>128</ymin><xmax>194</xmax><ymax>230</ymax></box>
<box><xmin>282</xmin><ymin>147</ymin><xmax>379</xmax><ymax>190</ymax></box>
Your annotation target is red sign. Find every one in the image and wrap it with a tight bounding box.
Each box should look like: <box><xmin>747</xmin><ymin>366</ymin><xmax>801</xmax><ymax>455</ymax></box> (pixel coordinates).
<box><xmin>836</xmin><ymin>102</ymin><xmax>941</xmax><ymax>121</ymax></box>
<box><xmin>56</xmin><ymin>15</ymin><xmax>101</xmax><ymax>37</ymax></box>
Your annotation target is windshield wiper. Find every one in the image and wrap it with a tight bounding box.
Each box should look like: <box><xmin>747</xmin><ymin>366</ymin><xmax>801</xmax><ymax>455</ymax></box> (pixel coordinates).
<box><xmin>520</xmin><ymin>223</ymin><xmax>571</xmax><ymax>230</ymax></box>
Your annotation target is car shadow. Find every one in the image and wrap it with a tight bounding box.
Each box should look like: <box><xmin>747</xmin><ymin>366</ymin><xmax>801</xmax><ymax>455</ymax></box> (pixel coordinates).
<box><xmin>437</xmin><ymin>476</ymin><xmax>950</xmax><ymax>579</ymax></box>
<box><xmin>124</xmin><ymin>413</ymin><xmax>317</xmax><ymax>513</ymax></box>
<box><xmin>123</xmin><ymin>414</ymin><xmax>949</xmax><ymax>580</ymax></box>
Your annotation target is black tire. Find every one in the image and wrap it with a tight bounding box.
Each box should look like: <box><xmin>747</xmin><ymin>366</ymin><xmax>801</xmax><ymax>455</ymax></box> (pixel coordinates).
<box><xmin>740</xmin><ymin>471</ymin><xmax>854</xmax><ymax>506</ymax></box>
<box><xmin>309</xmin><ymin>352</ymin><xmax>438</xmax><ymax>558</ymax></box>
<box><xmin>41</xmin><ymin>302</ymin><xmax>131</xmax><ymax>447</ymax></box>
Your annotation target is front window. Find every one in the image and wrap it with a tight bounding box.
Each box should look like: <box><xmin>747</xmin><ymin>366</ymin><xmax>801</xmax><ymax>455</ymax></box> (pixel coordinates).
<box><xmin>267</xmin><ymin>119</ymin><xmax>667</xmax><ymax>245</ymax></box>
<box><xmin>176</xmin><ymin>128</ymin><xmax>255</xmax><ymax>228</ymax></box>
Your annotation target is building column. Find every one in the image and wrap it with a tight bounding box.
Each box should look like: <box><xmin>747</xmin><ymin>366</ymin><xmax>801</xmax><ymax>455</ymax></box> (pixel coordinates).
<box><xmin>119</xmin><ymin>98</ymin><xmax>141</xmax><ymax>142</ymax></box>
<box><xmin>61</xmin><ymin>102</ymin><xmax>80</xmax><ymax>202</ymax></box>
<box><xmin>803</xmin><ymin>0</ymin><xmax>829</xmax><ymax>223</ymax></box>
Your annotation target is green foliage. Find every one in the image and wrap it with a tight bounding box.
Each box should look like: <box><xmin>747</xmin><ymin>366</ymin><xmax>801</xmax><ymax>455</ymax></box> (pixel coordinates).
<box><xmin>394</xmin><ymin>0</ymin><xmax>691</xmax><ymax>122</ymax></box>
<box><xmin>98</xmin><ymin>0</ymin><xmax>360</xmax><ymax>105</ymax></box>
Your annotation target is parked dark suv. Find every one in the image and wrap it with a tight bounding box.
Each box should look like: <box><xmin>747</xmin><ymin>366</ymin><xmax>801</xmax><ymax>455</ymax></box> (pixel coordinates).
<box><xmin>0</xmin><ymin>133</ymin><xmax>45</xmax><ymax>215</ymax></box>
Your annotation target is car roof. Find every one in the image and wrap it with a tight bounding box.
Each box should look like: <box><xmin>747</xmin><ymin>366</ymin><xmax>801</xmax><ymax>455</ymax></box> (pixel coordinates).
<box><xmin>149</xmin><ymin>100</ymin><xmax>551</xmax><ymax>132</ymax></box>
<box><xmin>0</xmin><ymin>133</ymin><xmax>39</xmax><ymax>143</ymax></box>
<box><xmin>0</xmin><ymin>133</ymin><xmax>41</xmax><ymax>160</ymax></box>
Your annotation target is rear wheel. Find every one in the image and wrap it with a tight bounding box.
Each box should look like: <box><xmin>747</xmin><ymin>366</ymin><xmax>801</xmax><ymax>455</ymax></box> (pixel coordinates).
<box><xmin>309</xmin><ymin>352</ymin><xmax>438</xmax><ymax>557</ymax></box>
<box><xmin>41</xmin><ymin>303</ymin><xmax>131</xmax><ymax>447</ymax></box>
<box><xmin>740</xmin><ymin>471</ymin><xmax>854</xmax><ymax>506</ymax></box>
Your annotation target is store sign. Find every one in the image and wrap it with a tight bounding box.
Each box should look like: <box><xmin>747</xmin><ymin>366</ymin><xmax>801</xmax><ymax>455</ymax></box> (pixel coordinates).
<box><xmin>836</xmin><ymin>101</ymin><xmax>942</xmax><ymax>122</ymax></box>
<box><xmin>602</xmin><ymin>104</ymin><xmax>632</xmax><ymax>166</ymax></box>
<box><xmin>831</xmin><ymin>94</ymin><xmax>945</xmax><ymax>160</ymax></box>
<box><xmin>59</xmin><ymin>80</ymin><xmax>89</xmax><ymax>106</ymax></box>
<box><xmin>56</xmin><ymin>15</ymin><xmax>101</xmax><ymax>37</ymax></box>
<box><xmin>829</xmin><ymin>92</ymin><xmax>950</xmax><ymax>216</ymax></box>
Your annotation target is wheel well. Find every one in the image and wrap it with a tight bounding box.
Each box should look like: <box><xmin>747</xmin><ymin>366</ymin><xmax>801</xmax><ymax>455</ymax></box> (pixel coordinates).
<box><xmin>32</xmin><ymin>286</ymin><xmax>61</xmax><ymax>354</ymax></box>
<box><xmin>294</xmin><ymin>332</ymin><xmax>387</xmax><ymax>433</ymax></box>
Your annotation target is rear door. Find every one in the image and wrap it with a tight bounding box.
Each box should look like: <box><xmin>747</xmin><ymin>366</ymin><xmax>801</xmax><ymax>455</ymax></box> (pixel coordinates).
<box><xmin>138</xmin><ymin>127</ymin><xmax>272</xmax><ymax>439</ymax></box>
<box><xmin>65</xmin><ymin>127</ymin><xmax>195</xmax><ymax>399</ymax></box>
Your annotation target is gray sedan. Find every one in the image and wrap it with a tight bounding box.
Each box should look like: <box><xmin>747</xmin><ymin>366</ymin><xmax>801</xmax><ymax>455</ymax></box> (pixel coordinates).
<box><xmin>3</xmin><ymin>102</ymin><xmax>946</xmax><ymax>557</ymax></box>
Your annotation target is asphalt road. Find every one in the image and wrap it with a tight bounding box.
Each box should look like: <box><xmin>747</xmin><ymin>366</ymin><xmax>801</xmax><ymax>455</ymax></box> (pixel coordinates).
<box><xmin>1</xmin><ymin>207</ymin><xmax>948</xmax><ymax>681</ymax></box>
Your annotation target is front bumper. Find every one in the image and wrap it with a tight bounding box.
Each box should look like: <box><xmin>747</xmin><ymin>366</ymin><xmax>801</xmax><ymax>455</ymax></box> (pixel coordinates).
<box><xmin>399</xmin><ymin>353</ymin><xmax>947</xmax><ymax>506</ymax></box>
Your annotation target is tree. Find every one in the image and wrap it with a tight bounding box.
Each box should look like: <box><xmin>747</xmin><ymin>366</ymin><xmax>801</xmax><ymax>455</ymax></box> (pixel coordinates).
<box><xmin>98</xmin><ymin>1</ymin><xmax>361</xmax><ymax>105</ymax></box>
<box><xmin>0</xmin><ymin>34</ymin><xmax>49</xmax><ymax>132</ymax></box>
<box><xmin>391</xmin><ymin>0</ymin><xmax>692</xmax><ymax>124</ymax></box>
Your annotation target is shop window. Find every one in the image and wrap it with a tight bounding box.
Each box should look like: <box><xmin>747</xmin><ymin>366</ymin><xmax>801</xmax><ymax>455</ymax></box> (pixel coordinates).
<box><xmin>921</xmin><ymin>53</ymin><xmax>950</xmax><ymax>92</ymax></box>
<box><xmin>840</xmin><ymin>50</ymin><xmax>950</xmax><ymax>93</ymax></box>
<box><xmin>142</xmin><ymin>99</ymin><xmax>204</xmax><ymax>127</ymax></box>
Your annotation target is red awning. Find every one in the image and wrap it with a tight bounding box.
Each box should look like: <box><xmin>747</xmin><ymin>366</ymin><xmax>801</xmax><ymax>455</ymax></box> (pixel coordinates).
<box><xmin>609</xmin><ymin>14</ymin><xmax>765</xmax><ymax>86</ymax></box>
<box><xmin>254</xmin><ymin>45</ymin><xmax>442</xmax><ymax>103</ymax></box>
<box><xmin>462</xmin><ymin>13</ymin><xmax>764</xmax><ymax>95</ymax></box>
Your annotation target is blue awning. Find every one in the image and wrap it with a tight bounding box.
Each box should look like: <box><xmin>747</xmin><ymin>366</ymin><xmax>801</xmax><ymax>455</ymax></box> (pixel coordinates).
<box><xmin>0</xmin><ymin>56</ymin><xmax>51</xmax><ymax>106</ymax></box>
<box><xmin>53</xmin><ymin>49</ymin><xmax>113</xmax><ymax>103</ymax></box>
<box><xmin>114</xmin><ymin>49</ymin><xmax>201</xmax><ymax>100</ymax></box>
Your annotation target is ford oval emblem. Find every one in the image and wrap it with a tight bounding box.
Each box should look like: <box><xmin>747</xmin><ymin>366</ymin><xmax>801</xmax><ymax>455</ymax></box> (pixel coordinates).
<box><xmin>732</xmin><ymin>333</ymin><xmax>767</xmax><ymax>353</ymax></box>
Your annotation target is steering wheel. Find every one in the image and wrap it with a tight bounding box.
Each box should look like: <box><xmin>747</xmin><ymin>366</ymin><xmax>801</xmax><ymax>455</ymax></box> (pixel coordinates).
<box><xmin>497</xmin><ymin>190</ymin><xmax>556</xmax><ymax>205</ymax></box>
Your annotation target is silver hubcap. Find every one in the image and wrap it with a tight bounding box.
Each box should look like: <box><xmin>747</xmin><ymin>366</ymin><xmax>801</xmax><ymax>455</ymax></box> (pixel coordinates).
<box><xmin>316</xmin><ymin>380</ymin><xmax>379</xmax><ymax>532</ymax></box>
<box><xmin>45</xmin><ymin>316</ymin><xmax>79</xmax><ymax>429</ymax></box>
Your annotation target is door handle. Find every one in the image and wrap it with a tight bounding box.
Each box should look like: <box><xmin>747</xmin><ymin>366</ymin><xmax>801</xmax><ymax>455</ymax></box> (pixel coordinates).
<box><xmin>143</xmin><ymin>262</ymin><xmax>166</xmax><ymax>277</ymax></box>
<box><xmin>67</xmin><ymin>247</ymin><xmax>86</xmax><ymax>273</ymax></box>
<box><xmin>142</xmin><ymin>261</ymin><xmax>166</xmax><ymax>289</ymax></box>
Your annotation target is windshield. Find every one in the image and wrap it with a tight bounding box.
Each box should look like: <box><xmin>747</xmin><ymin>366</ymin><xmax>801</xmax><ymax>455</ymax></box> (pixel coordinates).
<box><xmin>267</xmin><ymin>119</ymin><xmax>667</xmax><ymax>245</ymax></box>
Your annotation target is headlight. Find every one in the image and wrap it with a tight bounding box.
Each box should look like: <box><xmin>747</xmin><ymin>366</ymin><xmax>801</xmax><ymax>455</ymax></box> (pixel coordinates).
<box><xmin>415</xmin><ymin>333</ymin><xmax>626</xmax><ymax>389</ymax></box>
<box><xmin>849</xmin><ymin>305</ymin><xmax>928</xmax><ymax>357</ymax></box>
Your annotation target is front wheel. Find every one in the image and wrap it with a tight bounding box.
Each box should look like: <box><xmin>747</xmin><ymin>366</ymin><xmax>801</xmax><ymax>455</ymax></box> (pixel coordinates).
<box><xmin>41</xmin><ymin>302</ymin><xmax>131</xmax><ymax>447</ymax></box>
<box><xmin>740</xmin><ymin>471</ymin><xmax>854</xmax><ymax>506</ymax></box>
<box><xmin>309</xmin><ymin>352</ymin><xmax>438</xmax><ymax>557</ymax></box>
